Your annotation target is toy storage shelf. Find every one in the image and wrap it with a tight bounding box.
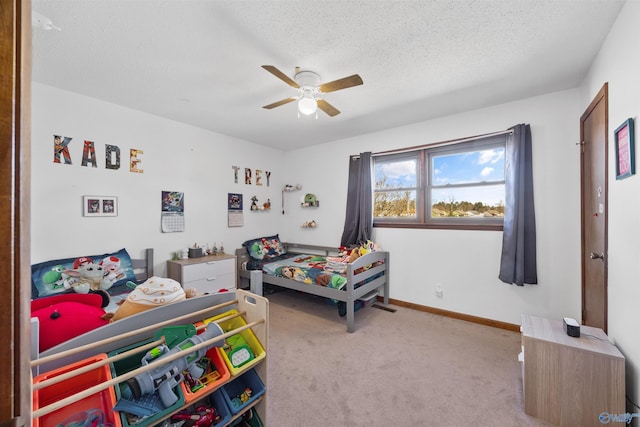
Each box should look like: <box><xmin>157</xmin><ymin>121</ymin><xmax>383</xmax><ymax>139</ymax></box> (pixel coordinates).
<box><xmin>31</xmin><ymin>289</ymin><xmax>268</xmax><ymax>427</ymax></box>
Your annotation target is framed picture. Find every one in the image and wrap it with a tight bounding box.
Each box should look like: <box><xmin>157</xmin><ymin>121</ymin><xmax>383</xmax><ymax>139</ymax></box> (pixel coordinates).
<box><xmin>614</xmin><ymin>118</ymin><xmax>635</xmax><ymax>180</ymax></box>
<box><xmin>83</xmin><ymin>195</ymin><xmax>118</xmax><ymax>217</ymax></box>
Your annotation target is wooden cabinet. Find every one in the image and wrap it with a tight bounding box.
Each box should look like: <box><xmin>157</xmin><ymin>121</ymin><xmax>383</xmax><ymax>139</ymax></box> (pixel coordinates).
<box><xmin>520</xmin><ymin>314</ymin><xmax>625</xmax><ymax>427</ymax></box>
<box><xmin>167</xmin><ymin>254</ymin><xmax>236</xmax><ymax>295</ymax></box>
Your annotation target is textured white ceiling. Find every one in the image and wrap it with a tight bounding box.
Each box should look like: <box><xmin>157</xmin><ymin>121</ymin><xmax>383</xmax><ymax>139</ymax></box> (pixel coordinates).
<box><xmin>31</xmin><ymin>0</ymin><xmax>625</xmax><ymax>151</ymax></box>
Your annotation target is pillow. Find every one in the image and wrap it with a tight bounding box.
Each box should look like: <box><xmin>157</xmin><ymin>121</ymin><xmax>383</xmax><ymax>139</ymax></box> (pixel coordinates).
<box><xmin>31</xmin><ymin>293</ymin><xmax>110</xmax><ymax>352</ymax></box>
<box><xmin>31</xmin><ymin>248</ymin><xmax>137</xmax><ymax>300</ymax></box>
<box><xmin>242</xmin><ymin>235</ymin><xmax>287</xmax><ymax>260</ymax></box>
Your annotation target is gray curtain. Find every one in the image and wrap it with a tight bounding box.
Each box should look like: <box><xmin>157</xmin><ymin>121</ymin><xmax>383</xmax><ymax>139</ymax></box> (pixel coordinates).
<box><xmin>340</xmin><ymin>152</ymin><xmax>373</xmax><ymax>247</ymax></box>
<box><xmin>499</xmin><ymin>124</ymin><xmax>538</xmax><ymax>285</ymax></box>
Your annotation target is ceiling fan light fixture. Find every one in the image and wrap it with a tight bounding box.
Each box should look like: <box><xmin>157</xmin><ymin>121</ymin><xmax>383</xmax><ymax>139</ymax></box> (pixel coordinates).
<box><xmin>298</xmin><ymin>92</ymin><xmax>317</xmax><ymax>115</ymax></box>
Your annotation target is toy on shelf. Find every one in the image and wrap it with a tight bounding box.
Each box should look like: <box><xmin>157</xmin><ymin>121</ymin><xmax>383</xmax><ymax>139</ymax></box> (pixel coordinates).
<box><xmin>301</xmin><ymin>193</ymin><xmax>319</xmax><ymax>207</ymax></box>
<box><xmin>231</xmin><ymin>387</ymin><xmax>253</xmax><ymax>409</ymax></box>
<box><xmin>251</xmin><ymin>196</ymin><xmax>270</xmax><ymax>211</ymax></box>
<box><xmin>223</xmin><ymin>334</ymin><xmax>255</xmax><ymax>369</ymax></box>
<box><xmin>125</xmin><ymin>323</ymin><xmax>224</xmax><ymax>407</ymax></box>
<box><xmin>171</xmin><ymin>405</ymin><xmax>221</xmax><ymax>427</ymax></box>
<box><xmin>183</xmin><ymin>356</ymin><xmax>222</xmax><ymax>393</ymax></box>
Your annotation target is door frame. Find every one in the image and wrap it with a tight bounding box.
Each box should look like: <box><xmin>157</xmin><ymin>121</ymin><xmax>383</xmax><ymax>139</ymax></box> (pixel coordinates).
<box><xmin>579</xmin><ymin>83</ymin><xmax>608</xmax><ymax>332</ymax></box>
<box><xmin>0</xmin><ymin>0</ymin><xmax>31</xmax><ymax>425</ymax></box>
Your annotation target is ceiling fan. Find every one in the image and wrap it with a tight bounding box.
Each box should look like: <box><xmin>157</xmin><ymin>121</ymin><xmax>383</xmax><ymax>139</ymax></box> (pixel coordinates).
<box><xmin>261</xmin><ymin>65</ymin><xmax>363</xmax><ymax>117</ymax></box>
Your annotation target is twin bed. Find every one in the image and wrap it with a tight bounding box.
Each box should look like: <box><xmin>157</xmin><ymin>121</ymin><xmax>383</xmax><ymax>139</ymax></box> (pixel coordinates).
<box><xmin>235</xmin><ymin>240</ymin><xmax>390</xmax><ymax>333</ymax></box>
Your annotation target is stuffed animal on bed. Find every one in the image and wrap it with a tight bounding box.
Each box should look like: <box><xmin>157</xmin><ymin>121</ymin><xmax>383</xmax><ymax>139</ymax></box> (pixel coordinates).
<box><xmin>63</xmin><ymin>259</ymin><xmax>116</xmax><ymax>294</ymax></box>
<box><xmin>110</xmin><ymin>276</ymin><xmax>197</xmax><ymax>322</ymax></box>
<box><xmin>31</xmin><ymin>293</ymin><xmax>112</xmax><ymax>352</ymax></box>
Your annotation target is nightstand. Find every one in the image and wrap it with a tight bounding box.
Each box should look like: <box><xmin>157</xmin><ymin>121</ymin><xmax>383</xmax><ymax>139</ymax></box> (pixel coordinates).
<box><xmin>167</xmin><ymin>254</ymin><xmax>236</xmax><ymax>295</ymax></box>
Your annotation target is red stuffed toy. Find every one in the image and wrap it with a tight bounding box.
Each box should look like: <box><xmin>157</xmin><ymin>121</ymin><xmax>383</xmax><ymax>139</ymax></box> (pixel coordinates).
<box><xmin>31</xmin><ymin>293</ymin><xmax>112</xmax><ymax>352</ymax></box>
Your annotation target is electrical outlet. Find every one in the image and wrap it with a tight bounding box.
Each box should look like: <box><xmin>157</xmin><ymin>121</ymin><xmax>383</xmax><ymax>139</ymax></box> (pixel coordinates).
<box><xmin>435</xmin><ymin>285</ymin><xmax>443</xmax><ymax>298</ymax></box>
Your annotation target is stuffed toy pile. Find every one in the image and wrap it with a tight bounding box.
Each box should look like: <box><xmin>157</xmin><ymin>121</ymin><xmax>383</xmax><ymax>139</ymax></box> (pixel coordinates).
<box><xmin>110</xmin><ymin>276</ymin><xmax>196</xmax><ymax>322</ymax></box>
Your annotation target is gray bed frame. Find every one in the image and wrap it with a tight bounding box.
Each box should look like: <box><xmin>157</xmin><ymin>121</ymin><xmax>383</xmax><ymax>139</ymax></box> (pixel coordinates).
<box><xmin>236</xmin><ymin>243</ymin><xmax>389</xmax><ymax>332</ymax></box>
<box><xmin>131</xmin><ymin>247</ymin><xmax>154</xmax><ymax>282</ymax></box>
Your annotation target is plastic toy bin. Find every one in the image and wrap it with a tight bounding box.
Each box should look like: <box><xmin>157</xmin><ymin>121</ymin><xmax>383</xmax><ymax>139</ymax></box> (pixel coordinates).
<box><xmin>180</xmin><ymin>346</ymin><xmax>230</xmax><ymax>404</ymax></box>
<box><xmin>220</xmin><ymin>368</ymin><xmax>266</xmax><ymax>415</ymax></box>
<box><xmin>170</xmin><ymin>388</ymin><xmax>231</xmax><ymax>426</ymax></box>
<box><xmin>108</xmin><ymin>339</ymin><xmax>185</xmax><ymax>427</ymax></box>
<box><xmin>32</xmin><ymin>353</ymin><xmax>122</xmax><ymax>427</ymax></box>
<box><xmin>230</xmin><ymin>408</ymin><xmax>264</xmax><ymax>427</ymax></box>
<box><xmin>203</xmin><ymin>309</ymin><xmax>266</xmax><ymax>375</ymax></box>
<box><xmin>210</xmin><ymin>388</ymin><xmax>232</xmax><ymax>426</ymax></box>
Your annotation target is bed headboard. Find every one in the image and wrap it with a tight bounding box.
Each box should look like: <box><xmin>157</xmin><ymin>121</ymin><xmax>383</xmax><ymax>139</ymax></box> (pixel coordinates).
<box><xmin>131</xmin><ymin>248</ymin><xmax>154</xmax><ymax>282</ymax></box>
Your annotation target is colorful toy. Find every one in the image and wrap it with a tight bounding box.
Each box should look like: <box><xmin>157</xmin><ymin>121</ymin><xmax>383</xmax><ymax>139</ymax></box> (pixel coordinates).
<box><xmin>126</xmin><ymin>323</ymin><xmax>224</xmax><ymax>408</ymax></box>
<box><xmin>99</xmin><ymin>255</ymin><xmax>125</xmax><ymax>284</ymax></box>
<box><xmin>231</xmin><ymin>387</ymin><xmax>253</xmax><ymax>408</ymax></box>
<box><xmin>63</xmin><ymin>260</ymin><xmax>115</xmax><ymax>294</ymax></box>
<box><xmin>41</xmin><ymin>265</ymin><xmax>67</xmax><ymax>290</ymax></box>
<box><xmin>240</xmin><ymin>387</ymin><xmax>252</xmax><ymax>403</ymax></box>
<box><xmin>171</xmin><ymin>405</ymin><xmax>221</xmax><ymax>426</ymax></box>
<box><xmin>110</xmin><ymin>276</ymin><xmax>195</xmax><ymax>322</ymax></box>
<box><xmin>30</xmin><ymin>293</ymin><xmax>112</xmax><ymax>351</ymax></box>
<box><xmin>224</xmin><ymin>334</ymin><xmax>254</xmax><ymax>368</ymax></box>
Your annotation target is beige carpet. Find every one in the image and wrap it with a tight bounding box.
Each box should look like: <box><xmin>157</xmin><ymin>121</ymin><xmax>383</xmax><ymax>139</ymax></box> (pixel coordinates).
<box><xmin>264</xmin><ymin>288</ymin><xmax>553</xmax><ymax>427</ymax></box>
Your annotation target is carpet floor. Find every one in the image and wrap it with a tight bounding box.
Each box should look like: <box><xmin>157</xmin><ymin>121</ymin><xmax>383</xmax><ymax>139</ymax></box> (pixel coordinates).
<box><xmin>263</xmin><ymin>288</ymin><xmax>553</xmax><ymax>427</ymax></box>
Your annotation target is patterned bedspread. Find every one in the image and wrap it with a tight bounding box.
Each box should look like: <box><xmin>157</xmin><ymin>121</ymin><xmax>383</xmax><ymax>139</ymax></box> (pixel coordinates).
<box><xmin>249</xmin><ymin>253</ymin><xmax>348</xmax><ymax>290</ymax></box>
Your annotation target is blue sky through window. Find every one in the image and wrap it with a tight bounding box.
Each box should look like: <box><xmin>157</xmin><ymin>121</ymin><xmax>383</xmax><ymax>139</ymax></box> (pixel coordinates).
<box><xmin>375</xmin><ymin>147</ymin><xmax>506</xmax><ymax>206</ymax></box>
<box><xmin>433</xmin><ymin>148</ymin><xmax>505</xmax><ymax>185</ymax></box>
<box><xmin>432</xmin><ymin>147</ymin><xmax>505</xmax><ymax>206</ymax></box>
<box><xmin>374</xmin><ymin>159</ymin><xmax>418</xmax><ymax>189</ymax></box>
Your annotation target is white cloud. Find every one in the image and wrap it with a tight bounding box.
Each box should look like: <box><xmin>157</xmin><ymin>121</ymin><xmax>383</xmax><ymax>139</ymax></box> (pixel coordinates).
<box><xmin>379</xmin><ymin>160</ymin><xmax>415</xmax><ymax>179</ymax></box>
<box><xmin>478</xmin><ymin>149</ymin><xmax>504</xmax><ymax>165</ymax></box>
<box><xmin>480</xmin><ymin>167</ymin><xmax>494</xmax><ymax>177</ymax></box>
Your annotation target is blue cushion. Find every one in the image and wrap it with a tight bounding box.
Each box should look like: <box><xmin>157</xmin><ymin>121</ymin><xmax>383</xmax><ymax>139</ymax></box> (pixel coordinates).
<box><xmin>241</xmin><ymin>235</ymin><xmax>287</xmax><ymax>260</ymax></box>
<box><xmin>31</xmin><ymin>248</ymin><xmax>137</xmax><ymax>299</ymax></box>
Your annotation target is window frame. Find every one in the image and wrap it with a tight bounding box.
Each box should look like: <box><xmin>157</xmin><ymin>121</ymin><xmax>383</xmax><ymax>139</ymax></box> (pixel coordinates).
<box><xmin>373</xmin><ymin>134</ymin><xmax>506</xmax><ymax>231</ymax></box>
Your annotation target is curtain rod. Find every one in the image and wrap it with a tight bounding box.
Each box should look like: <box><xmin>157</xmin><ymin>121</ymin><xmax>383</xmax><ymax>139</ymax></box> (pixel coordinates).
<box><xmin>351</xmin><ymin>129</ymin><xmax>514</xmax><ymax>159</ymax></box>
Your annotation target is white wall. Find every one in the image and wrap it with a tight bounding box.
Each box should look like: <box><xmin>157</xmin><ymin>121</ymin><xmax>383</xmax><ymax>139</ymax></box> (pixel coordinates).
<box><xmin>284</xmin><ymin>89</ymin><xmax>583</xmax><ymax>325</ymax></box>
<box><xmin>31</xmin><ymin>83</ymin><xmax>287</xmax><ymax>276</ymax></box>
<box><xmin>32</xmin><ymin>83</ymin><xmax>583</xmax><ymax>327</ymax></box>
<box><xmin>582</xmin><ymin>0</ymin><xmax>640</xmax><ymax>414</ymax></box>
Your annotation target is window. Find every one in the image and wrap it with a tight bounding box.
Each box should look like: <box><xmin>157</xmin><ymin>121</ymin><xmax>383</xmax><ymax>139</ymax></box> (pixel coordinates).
<box><xmin>373</xmin><ymin>134</ymin><xmax>506</xmax><ymax>230</ymax></box>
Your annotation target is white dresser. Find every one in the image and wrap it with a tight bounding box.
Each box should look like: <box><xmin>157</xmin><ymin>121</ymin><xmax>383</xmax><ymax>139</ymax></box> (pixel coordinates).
<box><xmin>166</xmin><ymin>253</ymin><xmax>236</xmax><ymax>295</ymax></box>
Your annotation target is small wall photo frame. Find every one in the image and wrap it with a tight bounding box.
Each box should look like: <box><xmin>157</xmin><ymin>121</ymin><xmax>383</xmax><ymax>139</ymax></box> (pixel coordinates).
<box><xmin>83</xmin><ymin>195</ymin><xmax>118</xmax><ymax>217</ymax></box>
<box><xmin>614</xmin><ymin>118</ymin><xmax>635</xmax><ymax>180</ymax></box>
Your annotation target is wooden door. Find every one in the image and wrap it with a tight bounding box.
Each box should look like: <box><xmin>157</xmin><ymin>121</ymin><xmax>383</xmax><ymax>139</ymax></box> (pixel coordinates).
<box><xmin>0</xmin><ymin>0</ymin><xmax>31</xmax><ymax>425</ymax></box>
<box><xmin>580</xmin><ymin>83</ymin><xmax>608</xmax><ymax>332</ymax></box>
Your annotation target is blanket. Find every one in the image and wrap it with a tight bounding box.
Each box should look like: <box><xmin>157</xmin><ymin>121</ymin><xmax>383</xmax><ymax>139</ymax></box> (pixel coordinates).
<box><xmin>262</xmin><ymin>254</ymin><xmax>347</xmax><ymax>290</ymax></box>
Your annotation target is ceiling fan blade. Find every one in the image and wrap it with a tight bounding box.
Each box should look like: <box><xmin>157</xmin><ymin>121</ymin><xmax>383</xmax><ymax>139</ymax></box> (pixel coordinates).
<box><xmin>317</xmin><ymin>99</ymin><xmax>341</xmax><ymax>117</ymax></box>
<box><xmin>262</xmin><ymin>97</ymin><xmax>297</xmax><ymax>109</ymax></box>
<box><xmin>262</xmin><ymin>65</ymin><xmax>300</xmax><ymax>89</ymax></box>
<box><xmin>319</xmin><ymin>74</ymin><xmax>363</xmax><ymax>93</ymax></box>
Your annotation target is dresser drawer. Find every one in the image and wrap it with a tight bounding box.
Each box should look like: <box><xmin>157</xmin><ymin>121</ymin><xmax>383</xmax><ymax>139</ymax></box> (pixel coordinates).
<box><xmin>186</xmin><ymin>273</ymin><xmax>235</xmax><ymax>294</ymax></box>
<box><xmin>182</xmin><ymin>258</ymin><xmax>235</xmax><ymax>283</ymax></box>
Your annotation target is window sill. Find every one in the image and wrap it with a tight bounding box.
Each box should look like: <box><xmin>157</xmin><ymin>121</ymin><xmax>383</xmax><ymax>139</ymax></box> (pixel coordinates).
<box><xmin>373</xmin><ymin>222</ymin><xmax>503</xmax><ymax>231</ymax></box>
